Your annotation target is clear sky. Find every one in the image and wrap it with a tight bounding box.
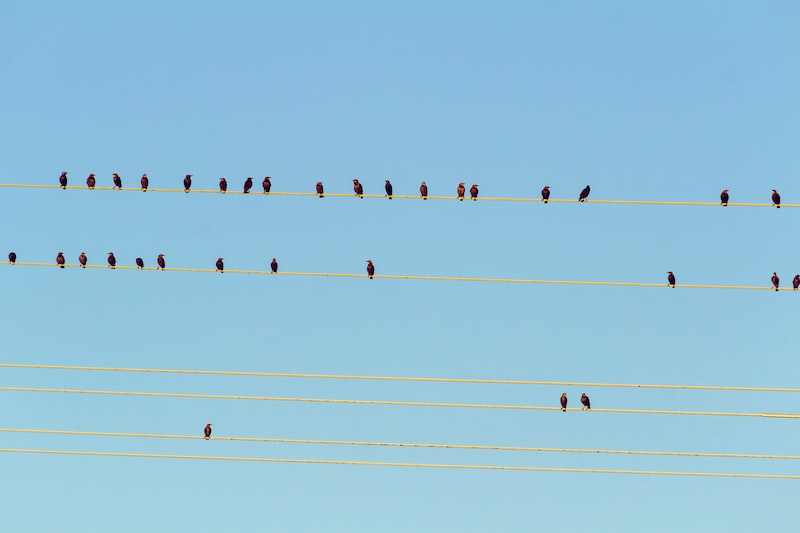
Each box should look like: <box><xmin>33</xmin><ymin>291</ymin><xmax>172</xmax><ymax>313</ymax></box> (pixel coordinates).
<box><xmin>2</xmin><ymin>1</ymin><xmax>800</xmax><ymax>531</ymax></box>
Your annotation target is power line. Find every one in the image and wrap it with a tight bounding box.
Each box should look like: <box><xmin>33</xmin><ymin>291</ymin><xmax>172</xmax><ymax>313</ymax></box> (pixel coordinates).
<box><xmin>0</xmin><ymin>183</ymin><xmax>794</xmax><ymax>208</ymax></box>
<box><xmin>1</xmin><ymin>447</ymin><xmax>797</xmax><ymax>478</ymax></box>
<box><xmin>2</xmin><ymin>427</ymin><xmax>796</xmax><ymax>460</ymax></box>
<box><xmin>2</xmin><ymin>385</ymin><xmax>798</xmax><ymax>419</ymax></box>
<box><xmin>1</xmin><ymin>262</ymin><xmax>792</xmax><ymax>292</ymax></box>
<box><xmin>2</xmin><ymin>362</ymin><xmax>797</xmax><ymax>394</ymax></box>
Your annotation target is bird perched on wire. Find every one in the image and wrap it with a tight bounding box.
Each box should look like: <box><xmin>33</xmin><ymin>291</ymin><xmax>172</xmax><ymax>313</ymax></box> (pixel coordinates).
<box><xmin>353</xmin><ymin>179</ymin><xmax>364</xmax><ymax>198</ymax></box>
<box><xmin>183</xmin><ymin>174</ymin><xmax>192</xmax><ymax>192</ymax></box>
<box><xmin>667</xmin><ymin>271</ymin><xmax>676</xmax><ymax>288</ymax></box>
<box><xmin>580</xmin><ymin>393</ymin><xmax>591</xmax><ymax>410</ymax></box>
<box><xmin>316</xmin><ymin>181</ymin><xmax>324</xmax><ymax>198</ymax></box>
<box><xmin>271</xmin><ymin>258</ymin><xmax>278</xmax><ymax>273</ymax></box>
<box><xmin>219</xmin><ymin>178</ymin><xmax>227</xmax><ymax>193</ymax></box>
<box><xmin>385</xmin><ymin>180</ymin><xmax>393</xmax><ymax>199</ymax></box>
<box><xmin>457</xmin><ymin>182</ymin><xmax>466</xmax><ymax>201</ymax></box>
<box><xmin>560</xmin><ymin>393</ymin><xmax>567</xmax><ymax>412</ymax></box>
<box><xmin>244</xmin><ymin>177</ymin><xmax>253</xmax><ymax>194</ymax></box>
<box><xmin>56</xmin><ymin>252</ymin><xmax>65</xmax><ymax>268</ymax></box>
<box><xmin>86</xmin><ymin>173</ymin><xmax>96</xmax><ymax>190</ymax></box>
<box><xmin>59</xmin><ymin>171</ymin><xmax>68</xmax><ymax>189</ymax></box>
<box><xmin>140</xmin><ymin>173</ymin><xmax>149</xmax><ymax>192</ymax></box>
<box><xmin>216</xmin><ymin>258</ymin><xmax>224</xmax><ymax>272</ymax></box>
<box><xmin>135</xmin><ymin>257</ymin><xmax>144</xmax><ymax>269</ymax></box>
<box><xmin>79</xmin><ymin>252</ymin><xmax>87</xmax><ymax>268</ymax></box>
<box><xmin>541</xmin><ymin>186</ymin><xmax>550</xmax><ymax>203</ymax></box>
<box><xmin>470</xmin><ymin>184</ymin><xmax>479</xmax><ymax>200</ymax></box>
<box><xmin>107</xmin><ymin>252</ymin><xmax>116</xmax><ymax>269</ymax></box>
<box><xmin>204</xmin><ymin>424</ymin><xmax>212</xmax><ymax>440</ymax></box>
<box><xmin>720</xmin><ymin>189</ymin><xmax>729</xmax><ymax>206</ymax></box>
<box><xmin>419</xmin><ymin>181</ymin><xmax>428</xmax><ymax>200</ymax></box>
<box><xmin>771</xmin><ymin>189</ymin><xmax>781</xmax><ymax>208</ymax></box>
<box><xmin>793</xmin><ymin>275</ymin><xmax>800</xmax><ymax>290</ymax></box>
<box><xmin>157</xmin><ymin>254</ymin><xmax>166</xmax><ymax>270</ymax></box>
<box><xmin>112</xmin><ymin>173</ymin><xmax>122</xmax><ymax>189</ymax></box>
<box><xmin>262</xmin><ymin>176</ymin><xmax>272</xmax><ymax>194</ymax></box>
<box><xmin>366</xmin><ymin>260</ymin><xmax>375</xmax><ymax>279</ymax></box>
<box><xmin>8</xmin><ymin>252</ymin><xmax>16</xmax><ymax>264</ymax></box>
<box><xmin>579</xmin><ymin>185</ymin><xmax>591</xmax><ymax>202</ymax></box>
<box><xmin>771</xmin><ymin>272</ymin><xmax>780</xmax><ymax>291</ymax></box>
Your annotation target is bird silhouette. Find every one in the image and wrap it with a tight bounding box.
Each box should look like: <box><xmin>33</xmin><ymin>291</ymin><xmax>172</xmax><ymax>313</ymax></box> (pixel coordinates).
<box><xmin>183</xmin><ymin>174</ymin><xmax>192</xmax><ymax>193</ymax></box>
<box><xmin>107</xmin><ymin>252</ymin><xmax>116</xmax><ymax>269</ymax></box>
<box><xmin>316</xmin><ymin>181</ymin><xmax>324</xmax><ymax>198</ymax></box>
<box><xmin>86</xmin><ymin>173</ymin><xmax>96</xmax><ymax>190</ymax></box>
<box><xmin>219</xmin><ymin>178</ymin><xmax>227</xmax><ymax>193</ymax></box>
<box><xmin>560</xmin><ymin>393</ymin><xmax>567</xmax><ymax>412</ymax></box>
<box><xmin>79</xmin><ymin>252</ymin><xmax>87</xmax><ymax>268</ymax></box>
<box><xmin>772</xmin><ymin>272</ymin><xmax>780</xmax><ymax>291</ymax></box>
<box><xmin>580</xmin><ymin>393</ymin><xmax>591</xmax><ymax>410</ymax></box>
<box><xmin>112</xmin><ymin>173</ymin><xmax>122</xmax><ymax>189</ymax></box>
<box><xmin>135</xmin><ymin>257</ymin><xmax>144</xmax><ymax>269</ymax></box>
<box><xmin>366</xmin><ymin>260</ymin><xmax>375</xmax><ymax>279</ymax></box>
<box><xmin>271</xmin><ymin>258</ymin><xmax>278</xmax><ymax>273</ymax></box>
<box><xmin>419</xmin><ymin>181</ymin><xmax>428</xmax><ymax>200</ymax></box>
<box><xmin>140</xmin><ymin>173</ymin><xmax>149</xmax><ymax>191</ymax></box>
<box><xmin>204</xmin><ymin>424</ymin><xmax>212</xmax><ymax>440</ymax></box>
<box><xmin>720</xmin><ymin>189</ymin><xmax>729</xmax><ymax>206</ymax></box>
<box><xmin>579</xmin><ymin>185</ymin><xmax>591</xmax><ymax>202</ymax></box>
<box><xmin>56</xmin><ymin>252</ymin><xmax>65</xmax><ymax>268</ymax></box>
<box><xmin>216</xmin><ymin>258</ymin><xmax>224</xmax><ymax>273</ymax></box>
<box><xmin>262</xmin><ymin>176</ymin><xmax>272</xmax><ymax>193</ymax></box>
<box><xmin>59</xmin><ymin>171</ymin><xmax>68</xmax><ymax>189</ymax></box>
<box><xmin>772</xmin><ymin>189</ymin><xmax>781</xmax><ymax>208</ymax></box>
<box><xmin>385</xmin><ymin>180</ymin><xmax>393</xmax><ymax>199</ymax></box>
<box><xmin>243</xmin><ymin>177</ymin><xmax>253</xmax><ymax>194</ymax></box>
<box><xmin>157</xmin><ymin>254</ymin><xmax>166</xmax><ymax>270</ymax></box>
<box><xmin>470</xmin><ymin>184</ymin><xmax>479</xmax><ymax>200</ymax></box>
<box><xmin>457</xmin><ymin>182</ymin><xmax>465</xmax><ymax>201</ymax></box>
<box><xmin>8</xmin><ymin>252</ymin><xmax>16</xmax><ymax>264</ymax></box>
<box><xmin>793</xmin><ymin>275</ymin><xmax>800</xmax><ymax>290</ymax></box>
<box><xmin>667</xmin><ymin>271</ymin><xmax>676</xmax><ymax>288</ymax></box>
<box><xmin>353</xmin><ymin>179</ymin><xmax>364</xmax><ymax>198</ymax></box>
<box><xmin>541</xmin><ymin>186</ymin><xmax>550</xmax><ymax>203</ymax></box>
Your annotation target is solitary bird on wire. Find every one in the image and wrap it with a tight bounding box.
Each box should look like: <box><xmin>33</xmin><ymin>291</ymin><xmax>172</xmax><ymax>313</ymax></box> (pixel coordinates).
<box><xmin>385</xmin><ymin>180</ymin><xmax>393</xmax><ymax>199</ymax></box>
<box><xmin>243</xmin><ymin>177</ymin><xmax>253</xmax><ymax>194</ymax></box>
<box><xmin>420</xmin><ymin>181</ymin><xmax>428</xmax><ymax>199</ymax></box>
<box><xmin>271</xmin><ymin>258</ymin><xmax>278</xmax><ymax>273</ymax></box>
<box><xmin>579</xmin><ymin>185</ymin><xmax>591</xmax><ymax>202</ymax></box>
<box><xmin>219</xmin><ymin>178</ymin><xmax>227</xmax><ymax>193</ymax></box>
<box><xmin>157</xmin><ymin>254</ymin><xmax>166</xmax><ymax>270</ymax></box>
<box><xmin>107</xmin><ymin>252</ymin><xmax>116</xmax><ymax>269</ymax></box>
<box><xmin>541</xmin><ymin>186</ymin><xmax>551</xmax><ymax>203</ymax></box>
<box><xmin>667</xmin><ymin>271</ymin><xmax>676</xmax><ymax>288</ymax></box>
<box><xmin>262</xmin><ymin>176</ymin><xmax>272</xmax><ymax>193</ymax></box>
<box><xmin>216</xmin><ymin>258</ymin><xmax>224</xmax><ymax>272</ymax></box>
<box><xmin>316</xmin><ymin>181</ymin><xmax>324</xmax><ymax>198</ymax></box>
<box><xmin>86</xmin><ymin>173</ymin><xmax>96</xmax><ymax>190</ymax></box>
<box><xmin>560</xmin><ymin>393</ymin><xmax>568</xmax><ymax>412</ymax></box>
<box><xmin>771</xmin><ymin>189</ymin><xmax>781</xmax><ymax>208</ymax></box>
<box><xmin>79</xmin><ymin>252</ymin><xmax>87</xmax><ymax>268</ymax></box>
<box><xmin>140</xmin><ymin>173</ymin><xmax>149</xmax><ymax>191</ymax></box>
<box><xmin>580</xmin><ymin>393</ymin><xmax>591</xmax><ymax>410</ymax></box>
<box><xmin>112</xmin><ymin>173</ymin><xmax>122</xmax><ymax>189</ymax></box>
<box><xmin>183</xmin><ymin>174</ymin><xmax>192</xmax><ymax>193</ymax></box>
<box><xmin>457</xmin><ymin>182</ymin><xmax>466</xmax><ymax>201</ymax></box>
<box><xmin>793</xmin><ymin>275</ymin><xmax>800</xmax><ymax>290</ymax></box>
<box><xmin>56</xmin><ymin>252</ymin><xmax>65</xmax><ymax>268</ymax></box>
<box><xmin>8</xmin><ymin>252</ymin><xmax>16</xmax><ymax>264</ymax></box>
<box><xmin>470</xmin><ymin>184</ymin><xmax>479</xmax><ymax>200</ymax></box>
<box><xmin>353</xmin><ymin>179</ymin><xmax>364</xmax><ymax>198</ymax></box>
<box><xmin>366</xmin><ymin>260</ymin><xmax>375</xmax><ymax>279</ymax></box>
<box><xmin>135</xmin><ymin>257</ymin><xmax>144</xmax><ymax>269</ymax></box>
<box><xmin>59</xmin><ymin>171</ymin><xmax>68</xmax><ymax>189</ymax></box>
<box><xmin>720</xmin><ymin>189</ymin><xmax>729</xmax><ymax>206</ymax></box>
<box><xmin>771</xmin><ymin>272</ymin><xmax>780</xmax><ymax>291</ymax></box>
<box><xmin>204</xmin><ymin>424</ymin><xmax>212</xmax><ymax>440</ymax></box>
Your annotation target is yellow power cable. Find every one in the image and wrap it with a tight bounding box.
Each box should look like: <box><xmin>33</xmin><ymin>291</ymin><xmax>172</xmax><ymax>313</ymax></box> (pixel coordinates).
<box><xmin>1</xmin><ymin>427</ymin><xmax>797</xmax><ymax>460</ymax></box>
<box><xmin>1</xmin><ymin>362</ymin><xmax>797</xmax><ymax>393</ymax></box>
<box><xmin>1</xmin><ymin>448</ymin><xmax>797</xmax><ymax>478</ymax></box>
<box><xmin>2</xmin><ymin>386</ymin><xmax>798</xmax><ymax>419</ymax></box>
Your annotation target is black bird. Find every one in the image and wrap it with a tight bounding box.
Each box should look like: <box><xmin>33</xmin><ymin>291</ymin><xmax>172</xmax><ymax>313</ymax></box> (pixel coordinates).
<box><xmin>457</xmin><ymin>182</ymin><xmax>466</xmax><ymax>201</ymax></box>
<box><xmin>560</xmin><ymin>393</ymin><xmax>567</xmax><ymax>412</ymax></box>
<box><xmin>112</xmin><ymin>173</ymin><xmax>122</xmax><ymax>189</ymax></box>
<box><xmin>580</xmin><ymin>393</ymin><xmax>591</xmax><ymax>410</ymax></box>
<box><xmin>353</xmin><ymin>179</ymin><xmax>364</xmax><ymax>198</ymax></box>
<box><xmin>470</xmin><ymin>184</ymin><xmax>479</xmax><ymax>200</ymax></box>
<box><xmin>579</xmin><ymin>185</ymin><xmax>591</xmax><ymax>202</ymax></box>
<box><xmin>135</xmin><ymin>257</ymin><xmax>144</xmax><ymax>269</ymax></box>
<box><xmin>86</xmin><ymin>173</ymin><xmax>96</xmax><ymax>190</ymax></box>
<box><xmin>183</xmin><ymin>174</ymin><xmax>192</xmax><ymax>193</ymax></box>
<box><xmin>315</xmin><ymin>181</ymin><xmax>324</xmax><ymax>198</ymax></box>
<box><xmin>79</xmin><ymin>252</ymin><xmax>87</xmax><ymax>268</ymax></box>
<box><xmin>8</xmin><ymin>252</ymin><xmax>17</xmax><ymax>264</ymax></box>
<box><xmin>216</xmin><ymin>258</ymin><xmax>224</xmax><ymax>272</ymax></box>
<box><xmin>204</xmin><ymin>424</ymin><xmax>212</xmax><ymax>440</ymax></box>
<box><xmin>59</xmin><ymin>171</ymin><xmax>68</xmax><ymax>189</ymax></box>
<box><xmin>271</xmin><ymin>258</ymin><xmax>278</xmax><ymax>273</ymax></box>
<box><xmin>262</xmin><ymin>176</ymin><xmax>272</xmax><ymax>193</ymax></box>
<box><xmin>385</xmin><ymin>180</ymin><xmax>393</xmax><ymax>199</ymax></box>
<box><xmin>219</xmin><ymin>178</ymin><xmax>227</xmax><ymax>193</ymax></box>
<box><xmin>541</xmin><ymin>186</ymin><xmax>551</xmax><ymax>203</ymax></box>
<box><xmin>157</xmin><ymin>254</ymin><xmax>166</xmax><ymax>270</ymax></box>
<box><xmin>771</xmin><ymin>272</ymin><xmax>780</xmax><ymax>291</ymax></box>
<box><xmin>107</xmin><ymin>252</ymin><xmax>116</xmax><ymax>269</ymax></box>
<box><xmin>366</xmin><ymin>260</ymin><xmax>375</xmax><ymax>279</ymax></box>
<box><xmin>793</xmin><ymin>275</ymin><xmax>800</xmax><ymax>290</ymax></box>
<box><xmin>772</xmin><ymin>189</ymin><xmax>781</xmax><ymax>208</ymax></box>
<box><xmin>56</xmin><ymin>252</ymin><xmax>65</xmax><ymax>268</ymax></box>
<box><xmin>140</xmin><ymin>173</ymin><xmax>149</xmax><ymax>191</ymax></box>
<box><xmin>720</xmin><ymin>189</ymin><xmax>729</xmax><ymax>206</ymax></box>
<box><xmin>667</xmin><ymin>271</ymin><xmax>676</xmax><ymax>288</ymax></box>
<box><xmin>420</xmin><ymin>181</ymin><xmax>428</xmax><ymax>200</ymax></box>
<box><xmin>244</xmin><ymin>177</ymin><xmax>253</xmax><ymax>194</ymax></box>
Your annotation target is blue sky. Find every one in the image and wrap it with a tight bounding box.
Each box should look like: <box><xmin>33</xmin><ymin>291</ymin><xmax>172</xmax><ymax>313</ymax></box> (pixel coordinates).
<box><xmin>2</xmin><ymin>1</ymin><xmax>800</xmax><ymax>531</ymax></box>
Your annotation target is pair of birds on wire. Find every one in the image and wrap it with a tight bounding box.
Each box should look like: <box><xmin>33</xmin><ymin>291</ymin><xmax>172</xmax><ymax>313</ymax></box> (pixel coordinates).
<box><xmin>666</xmin><ymin>271</ymin><xmax>799</xmax><ymax>290</ymax></box>
<box><xmin>720</xmin><ymin>189</ymin><xmax>782</xmax><ymax>207</ymax></box>
<box><xmin>58</xmin><ymin>172</ymin><xmax>273</xmax><ymax>194</ymax></box>
<box><xmin>560</xmin><ymin>393</ymin><xmax>591</xmax><ymax>411</ymax></box>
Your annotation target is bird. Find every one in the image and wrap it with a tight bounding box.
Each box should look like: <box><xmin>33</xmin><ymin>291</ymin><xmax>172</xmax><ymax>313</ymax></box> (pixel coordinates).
<box><xmin>579</xmin><ymin>185</ymin><xmax>591</xmax><ymax>202</ymax></box>
<box><xmin>243</xmin><ymin>177</ymin><xmax>253</xmax><ymax>194</ymax></box>
<box><xmin>560</xmin><ymin>393</ymin><xmax>567</xmax><ymax>412</ymax></box>
<box><xmin>353</xmin><ymin>179</ymin><xmax>364</xmax><ymax>198</ymax></box>
<box><xmin>457</xmin><ymin>182</ymin><xmax>466</xmax><ymax>201</ymax></box>
<box><xmin>219</xmin><ymin>177</ymin><xmax>227</xmax><ymax>193</ymax></box>
<box><xmin>112</xmin><ymin>173</ymin><xmax>122</xmax><ymax>189</ymax></box>
<box><xmin>107</xmin><ymin>252</ymin><xmax>116</xmax><ymax>269</ymax></box>
<box><xmin>86</xmin><ymin>173</ymin><xmax>96</xmax><ymax>190</ymax></box>
<box><xmin>204</xmin><ymin>424</ymin><xmax>212</xmax><ymax>440</ymax></box>
<box><xmin>470</xmin><ymin>184</ymin><xmax>479</xmax><ymax>200</ymax></box>
<box><xmin>183</xmin><ymin>174</ymin><xmax>192</xmax><ymax>192</ymax></box>
<box><xmin>667</xmin><ymin>271</ymin><xmax>676</xmax><ymax>288</ymax></box>
<box><xmin>580</xmin><ymin>393</ymin><xmax>591</xmax><ymax>410</ymax></box>
<box><xmin>794</xmin><ymin>275</ymin><xmax>800</xmax><ymax>290</ymax></box>
<box><xmin>135</xmin><ymin>257</ymin><xmax>144</xmax><ymax>269</ymax></box>
<box><xmin>262</xmin><ymin>176</ymin><xmax>272</xmax><ymax>193</ymax></box>
<box><xmin>271</xmin><ymin>258</ymin><xmax>278</xmax><ymax>273</ymax></box>
<box><xmin>216</xmin><ymin>258</ymin><xmax>224</xmax><ymax>272</ymax></box>
<box><xmin>56</xmin><ymin>252</ymin><xmax>65</xmax><ymax>268</ymax></box>
<box><xmin>771</xmin><ymin>189</ymin><xmax>781</xmax><ymax>208</ymax></box>
<box><xmin>59</xmin><ymin>171</ymin><xmax>68</xmax><ymax>189</ymax></box>
<box><xmin>385</xmin><ymin>180</ymin><xmax>393</xmax><ymax>199</ymax></box>
<box><xmin>157</xmin><ymin>254</ymin><xmax>166</xmax><ymax>270</ymax></box>
<box><xmin>720</xmin><ymin>189</ymin><xmax>729</xmax><ymax>206</ymax></box>
<box><xmin>771</xmin><ymin>272</ymin><xmax>780</xmax><ymax>291</ymax></box>
<box><xmin>79</xmin><ymin>252</ymin><xmax>87</xmax><ymax>268</ymax></box>
<box><xmin>420</xmin><ymin>181</ymin><xmax>428</xmax><ymax>200</ymax></box>
<box><xmin>8</xmin><ymin>252</ymin><xmax>16</xmax><ymax>264</ymax></box>
<box><xmin>140</xmin><ymin>173</ymin><xmax>149</xmax><ymax>191</ymax></box>
<box><xmin>366</xmin><ymin>260</ymin><xmax>375</xmax><ymax>279</ymax></box>
<box><xmin>541</xmin><ymin>186</ymin><xmax>551</xmax><ymax>203</ymax></box>
<box><xmin>316</xmin><ymin>181</ymin><xmax>324</xmax><ymax>198</ymax></box>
